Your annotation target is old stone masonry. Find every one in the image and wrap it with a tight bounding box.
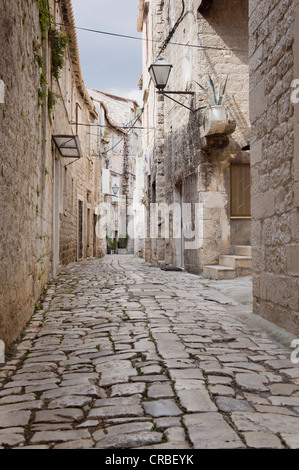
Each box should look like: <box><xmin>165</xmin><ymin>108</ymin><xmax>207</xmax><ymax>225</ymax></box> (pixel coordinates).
<box><xmin>0</xmin><ymin>256</ymin><xmax>299</xmax><ymax>449</ymax></box>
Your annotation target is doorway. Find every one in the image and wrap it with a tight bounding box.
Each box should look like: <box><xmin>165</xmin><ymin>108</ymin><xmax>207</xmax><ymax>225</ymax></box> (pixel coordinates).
<box><xmin>53</xmin><ymin>159</ymin><xmax>60</xmax><ymax>276</ymax></box>
<box><xmin>78</xmin><ymin>199</ymin><xmax>83</xmax><ymax>259</ymax></box>
<box><xmin>93</xmin><ymin>214</ymin><xmax>98</xmax><ymax>257</ymax></box>
<box><xmin>174</xmin><ymin>183</ymin><xmax>184</xmax><ymax>268</ymax></box>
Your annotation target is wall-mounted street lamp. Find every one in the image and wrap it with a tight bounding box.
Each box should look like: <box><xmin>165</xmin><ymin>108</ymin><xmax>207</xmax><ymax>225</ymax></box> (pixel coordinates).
<box><xmin>148</xmin><ymin>56</ymin><xmax>173</xmax><ymax>91</ymax></box>
<box><xmin>112</xmin><ymin>183</ymin><xmax>119</xmax><ymax>196</ymax></box>
<box><xmin>148</xmin><ymin>56</ymin><xmax>200</xmax><ymax>113</ymax></box>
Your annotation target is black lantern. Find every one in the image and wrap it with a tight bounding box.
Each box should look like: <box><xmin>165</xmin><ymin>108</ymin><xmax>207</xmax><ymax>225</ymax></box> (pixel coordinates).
<box><xmin>148</xmin><ymin>56</ymin><xmax>173</xmax><ymax>91</ymax></box>
<box><xmin>112</xmin><ymin>183</ymin><xmax>119</xmax><ymax>196</ymax></box>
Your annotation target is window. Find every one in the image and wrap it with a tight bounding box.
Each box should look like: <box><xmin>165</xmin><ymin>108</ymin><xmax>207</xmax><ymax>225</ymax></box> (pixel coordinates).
<box><xmin>66</xmin><ymin>55</ymin><xmax>71</xmax><ymax>114</ymax></box>
<box><xmin>146</xmin><ymin>17</ymin><xmax>149</xmax><ymax>64</ymax></box>
<box><xmin>76</xmin><ymin>103</ymin><xmax>82</xmax><ymax>137</ymax></box>
<box><xmin>113</xmin><ymin>132</ymin><xmax>119</xmax><ymax>151</ymax></box>
<box><xmin>230</xmin><ymin>164</ymin><xmax>251</xmax><ymax>217</ymax></box>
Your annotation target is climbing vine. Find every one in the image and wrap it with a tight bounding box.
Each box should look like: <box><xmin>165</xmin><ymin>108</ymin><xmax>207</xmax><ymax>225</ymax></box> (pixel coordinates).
<box><xmin>36</xmin><ymin>0</ymin><xmax>52</xmax><ymax>41</ymax></box>
<box><xmin>34</xmin><ymin>0</ymin><xmax>69</xmax><ymax>113</ymax></box>
<box><xmin>49</xmin><ymin>28</ymin><xmax>69</xmax><ymax>80</ymax></box>
<box><xmin>47</xmin><ymin>89</ymin><xmax>58</xmax><ymax>116</ymax></box>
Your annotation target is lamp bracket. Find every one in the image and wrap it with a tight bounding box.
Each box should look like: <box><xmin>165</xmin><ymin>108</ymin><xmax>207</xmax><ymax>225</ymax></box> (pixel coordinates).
<box><xmin>157</xmin><ymin>90</ymin><xmax>202</xmax><ymax>113</ymax></box>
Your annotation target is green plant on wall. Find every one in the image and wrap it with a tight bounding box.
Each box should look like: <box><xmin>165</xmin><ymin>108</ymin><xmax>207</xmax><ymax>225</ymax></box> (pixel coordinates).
<box><xmin>36</xmin><ymin>0</ymin><xmax>53</xmax><ymax>41</ymax></box>
<box><xmin>47</xmin><ymin>90</ymin><xmax>60</xmax><ymax>116</ymax></box>
<box><xmin>50</xmin><ymin>28</ymin><xmax>69</xmax><ymax>80</ymax></box>
<box><xmin>34</xmin><ymin>0</ymin><xmax>68</xmax><ymax>114</ymax></box>
<box><xmin>38</xmin><ymin>87</ymin><xmax>47</xmax><ymax>108</ymax></box>
<box><xmin>38</xmin><ymin>71</ymin><xmax>48</xmax><ymax>108</ymax></box>
<box><xmin>35</xmin><ymin>54</ymin><xmax>43</xmax><ymax>68</ymax></box>
<box><xmin>40</xmin><ymin>72</ymin><xmax>47</xmax><ymax>86</ymax></box>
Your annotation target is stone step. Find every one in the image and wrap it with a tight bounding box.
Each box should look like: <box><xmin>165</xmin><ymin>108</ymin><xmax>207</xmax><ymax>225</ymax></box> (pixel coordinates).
<box><xmin>202</xmin><ymin>265</ymin><xmax>236</xmax><ymax>280</ymax></box>
<box><xmin>218</xmin><ymin>254</ymin><xmax>252</xmax><ymax>270</ymax></box>
<box><xmin>232</xmin><ymin>245</ymin><xmax>251</xmax><ymax>257</ymax></box>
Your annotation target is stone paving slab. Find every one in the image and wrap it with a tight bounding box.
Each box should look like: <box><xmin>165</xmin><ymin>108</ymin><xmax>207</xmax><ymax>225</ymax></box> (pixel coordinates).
<box><xmin>183</xmin><ymin>413</ymin><xmax>245</xmax><ymax>449</ymax></box>
<box><xmin>0</xmin><ymin>410</ymin><xmax>31</xmax><ymax>428</ymax></box>
<box><xmin>0</xmin><ymin>255</ymin><xmax>298</xmax><ymax>449</ymax></box>
<box><xmin>0</xmin><ymin>431</ymin><xmax>26</xmax><ymax>447</ymax></box>
<box><xmin>31</xmin><ymin>430</ymin><xmax>91</xmax><ymax>445</ymax></box>
<box><xmin>143</xmin><ymin>399</ymin><xmax>183</xmax><ymax>417</ymax></box>
<box><xmin>94</xmin><ymin>431</ymin><xmax>164</xmax><ymax>449</ymax></box>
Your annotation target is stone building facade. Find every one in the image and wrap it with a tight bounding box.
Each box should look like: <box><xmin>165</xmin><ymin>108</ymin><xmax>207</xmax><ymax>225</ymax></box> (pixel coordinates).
<box><xmin>88</xmin><ymin>89</ymin><xmax>143</xmax><ymax>255</ymax></box>
<box><xmin>137</xmin><ymin>0</ymin><xmax>250</xmax><ymax>277</ymax></box>
<box><xmin>0</xmin><ymin>0</ymin><xmax>101</xmax><ymax>345</ymax></box>
<box><xmin>249</xmin><ymin>0</ymin><xmax>299</xmax><ymax>335</ymax></box>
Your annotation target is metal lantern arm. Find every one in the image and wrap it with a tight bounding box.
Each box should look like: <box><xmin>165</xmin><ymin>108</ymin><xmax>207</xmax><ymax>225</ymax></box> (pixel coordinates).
<box><xmin>149</xmin><ymin>57</ymin><xmax>203</xmax><ymax>113</ymax></box>
<box><xmin>156</xmin><ymin>90</ymin><xmax>204</xmax><ymax>113</ymax></box>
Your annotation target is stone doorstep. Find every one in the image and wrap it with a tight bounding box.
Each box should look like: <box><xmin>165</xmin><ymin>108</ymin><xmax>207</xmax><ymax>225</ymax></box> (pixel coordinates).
<box><xmin>203</xmin><ymin>245</ymin><xmax>252</xmax><ymax>280</ymax></box>
<box><xmin>219</xmin><ymin>255</ymin><xmax>252</xmax><ymax>270</ymax></box>
<box><xmin>203</xmin><ymin>265</ymin><xmax>236</xmax><ymax>280</ymax></box>
<box><xmin>232</xmin><ymin>246</ymin><xmax>251</xmax><ymax>257</ymax></box>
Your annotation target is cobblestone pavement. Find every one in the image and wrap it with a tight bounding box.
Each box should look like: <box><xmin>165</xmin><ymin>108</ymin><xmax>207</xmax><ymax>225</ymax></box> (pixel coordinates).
<box><xmin>1</xmin><ymin>255</ymin><xmax>299</xmax><ymax>449</ymax></box>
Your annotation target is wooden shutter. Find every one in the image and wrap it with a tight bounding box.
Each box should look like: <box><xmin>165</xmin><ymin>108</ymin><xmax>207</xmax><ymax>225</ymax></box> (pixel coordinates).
<box><xmin>230</xmin><ymin>164</ymin><xmax>251</xmax><ymax>217</ymax></box>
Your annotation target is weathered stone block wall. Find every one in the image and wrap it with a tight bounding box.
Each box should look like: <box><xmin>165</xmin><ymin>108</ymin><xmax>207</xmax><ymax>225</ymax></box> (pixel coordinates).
<box><xmin>0</xmin><ymin>0</ymin><xmax>53</xmax><ymax>344</ymax></box>
<box><xmin>0</xmin><ymin>0</ymin><xmax>103</xmax><ymax>346</ymax></box>
<box><xmin>142</xmin><ymin>0</ymin><xmax>250</xmax><ymax>271</ymax></box>
<box><xmin>250</xmin><ymin>0</ymin><xmax>299</xmax><ymax>334</ymax></box>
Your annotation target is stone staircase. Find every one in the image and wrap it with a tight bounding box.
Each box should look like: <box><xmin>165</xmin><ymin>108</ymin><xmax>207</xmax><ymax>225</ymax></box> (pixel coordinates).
<box><xmin>203</xmin><ymin>245</ymin><xmax>252</xmax><ymax>280</ymax></box>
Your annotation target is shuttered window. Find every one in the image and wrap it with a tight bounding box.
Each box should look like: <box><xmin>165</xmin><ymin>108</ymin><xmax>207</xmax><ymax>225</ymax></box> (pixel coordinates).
<box><xmin>230</xmin><ymin>164</ymin><xmax>251</xmax><ymax>217</ymax></box>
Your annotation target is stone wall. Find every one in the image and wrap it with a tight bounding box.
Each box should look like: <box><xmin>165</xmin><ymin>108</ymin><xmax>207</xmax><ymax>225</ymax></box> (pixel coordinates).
<box><xmin>139</xmin><ymin>0</ymin><xmax>250</xmax><ymax>272</ymax></box>
<box><xmin>249</xmin><ymin>0</ymin><xmax>299</xmax><ymax>334</ymax></box>
<box><xmin>0</xmin><ymin>0</ymin><xmax>51</xmax><ymax>345</ymax></box>
<box><xmin>0</xmin><ymin>0</ymin><xmax>101</xmax><ymax>346</ymax></box>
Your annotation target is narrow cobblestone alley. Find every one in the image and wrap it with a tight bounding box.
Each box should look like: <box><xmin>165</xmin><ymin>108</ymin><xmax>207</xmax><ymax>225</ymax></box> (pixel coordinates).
<box><xmin>1</xmin><ymin>255</ymin><xmax>299</xmax><ymax>450</ymax></box>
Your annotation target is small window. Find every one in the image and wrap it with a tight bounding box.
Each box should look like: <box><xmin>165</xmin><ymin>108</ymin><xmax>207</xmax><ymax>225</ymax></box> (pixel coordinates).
<box><xmin>76</xmin><ymin>103</ymin><xmax>82</xmax><ymax>137</ymax></box>
<box><xmin>113</xmin><ymin>133</ymin><xmax>119</xmax><ymax>151</ymax></box>
<box><xmin>230</xmin><ymin>164</ymin><xmax>251</xmax><ymax>217</ymax></box>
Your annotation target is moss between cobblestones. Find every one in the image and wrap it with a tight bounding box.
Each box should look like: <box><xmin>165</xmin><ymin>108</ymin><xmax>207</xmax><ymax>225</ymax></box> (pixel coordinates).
<box><xmin>169</xmin><ymin>381</ymin><xmax>187</xmax><ymax>414</ymax></box>
<box><xmin>142</xmin><ymin>383</ymin><xmax>149</xmax><ymax>401</ymax></box>
<box><xmin>215</xmin><ymin>406</ymin><xmax>249</xmax><ymax>448</ymax></box>
<box><xmin>277</xmin><ymin>433</ymin><xmax>289</xmax><ymax>449</ymax></box>
<box><xmin>180</xmin><ymin>416</ymin><xmax>193</xmax><ymax>448</ymax></box>
<box><xmin>24</xmin><ymin>410</ymin><xmax>36</xmax><ymax>447</ymax></box>
<box><xmin>152</xmin><ymin>424</ymin><xmax>168</xmax><ymax>443</ymax></box>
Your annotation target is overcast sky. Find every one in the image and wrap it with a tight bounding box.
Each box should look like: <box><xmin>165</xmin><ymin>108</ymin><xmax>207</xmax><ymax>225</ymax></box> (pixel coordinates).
<box><xmin>71</xmin><ymin>0</ymin><xmax>143</xmax><ymax>104</ymax></box>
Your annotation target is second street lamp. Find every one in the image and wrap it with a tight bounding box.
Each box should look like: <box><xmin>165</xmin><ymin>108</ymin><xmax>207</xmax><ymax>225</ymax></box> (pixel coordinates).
<box><xmin>112</xmin><ymin>183</ymin><xmax>119</xmax><ymax>196</ymax></box>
